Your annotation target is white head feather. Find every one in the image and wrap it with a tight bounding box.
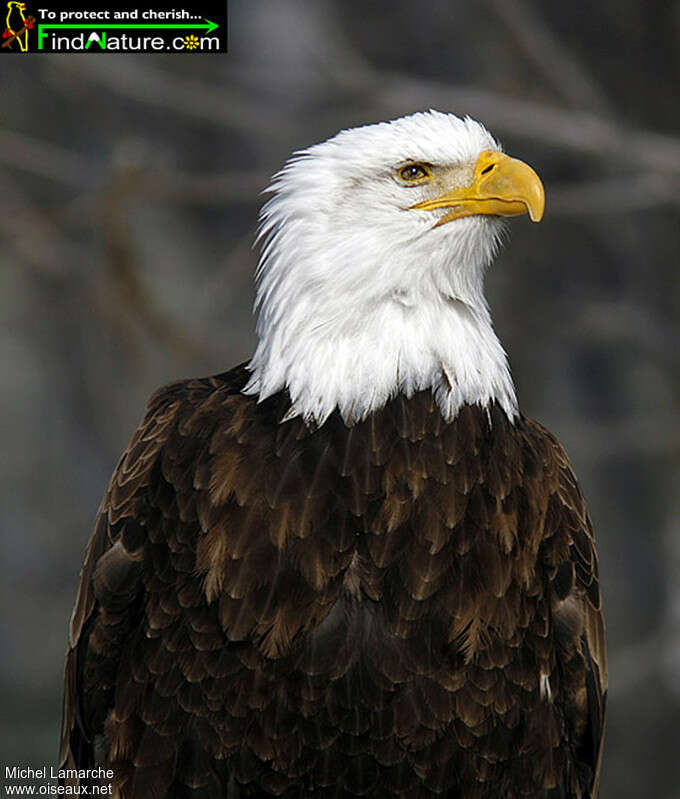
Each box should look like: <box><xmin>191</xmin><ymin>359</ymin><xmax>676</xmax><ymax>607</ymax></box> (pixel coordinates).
<box><xmin>245</xmin><ymin>110</ymin><xmax>518</xmax><ymax>426</ymax></box>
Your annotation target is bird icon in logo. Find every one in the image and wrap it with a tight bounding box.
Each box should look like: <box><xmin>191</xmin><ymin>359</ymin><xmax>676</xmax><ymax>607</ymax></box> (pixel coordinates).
<box><xmin>2</xmin><ymin>2</ymin><xmax>34</xmax><ymax>52</ymax></box>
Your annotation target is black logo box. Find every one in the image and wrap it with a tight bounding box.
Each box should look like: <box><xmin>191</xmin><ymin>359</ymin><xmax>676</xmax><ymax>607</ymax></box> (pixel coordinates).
<box><xmin>3</xmin><ymin>1</ymin><xmax>228</xmax><ymax>53</ymax></box>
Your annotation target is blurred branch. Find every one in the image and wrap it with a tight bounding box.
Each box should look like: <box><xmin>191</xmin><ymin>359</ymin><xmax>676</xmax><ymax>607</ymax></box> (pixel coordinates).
<box><xmin>608</xmin><ymin>628</ymin><xmax>675</xmax><ymax>699</ymax></box>
<box><xmin>194</xmin><ymin>230</ymin><xmax>256</xmax><ymax>306</ymax></box>
<box><xmin>0</xmin><ymin>129</ymin><xmax>99</xmax><ymax>187</ymax></box>
<box><xmin>550</xmin><ymin>174</ymin><xmax>679</xmax><ymax>215</ymax></box>
<box><xmin>96</xmin><ymin>162</ymin><xmax>227</xmax><ymax>364</ymax></box>
<box><xmin>483</xmin><ymin>0</ymin><xmax>611</xmax><ymax>112</ymax></box>
<box><xmin>558</xmin><ymin>415</ymin><xmax>680</xmax><ymax>460</ymax></box>
<box><xmin>0</xmin><ymin>127</ymin><xmax>271</xmax><ymax>218</ymax></box>
<box><xmin>573</xmin><ymin>301</ymin><xmax>680</xmax><ymax>368</ymax></box>
<box><xmin>45</xmin><ymin>56</ymin><xmax>298</xmax><ymax>138</ymax></box>
<box><xmin>0</xmin><ymin>174</ymin><xmax>85</xmax><ymax>279</ymax></box>
<box><xmin>0</xmin><ymin>152</ymin><xmax>231</xmax><ymax>364</ymax></box>
<box><xmin>140</xmin><ymin>169</ymin><xmax>271</xmax><ymax>205</ymax></box>
<box><xmin>59</xmin><ymin>168</ymin><xmax>269</xmax><ymax>234</ymax></box>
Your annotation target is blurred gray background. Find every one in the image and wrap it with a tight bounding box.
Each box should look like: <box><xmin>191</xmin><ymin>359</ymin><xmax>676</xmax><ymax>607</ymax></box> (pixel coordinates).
<box><xmin>1</xmin><ymin>0</ymin><xmax>679</xmax><ymax>795</ymax></box>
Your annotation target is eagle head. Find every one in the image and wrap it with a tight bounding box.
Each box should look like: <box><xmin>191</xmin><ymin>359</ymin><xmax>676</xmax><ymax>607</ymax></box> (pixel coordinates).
<box><xmin>246</xmin><ymin>111</ymin><xmax>545</xmax><ymax>426</ymax></box>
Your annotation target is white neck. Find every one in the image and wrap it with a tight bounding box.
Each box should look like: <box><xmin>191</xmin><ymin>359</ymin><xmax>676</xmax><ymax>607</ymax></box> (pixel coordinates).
<box><xmin>244</xmin><ymin>198</ymin><xmax>517</xmax><ymax>427</ymax></box>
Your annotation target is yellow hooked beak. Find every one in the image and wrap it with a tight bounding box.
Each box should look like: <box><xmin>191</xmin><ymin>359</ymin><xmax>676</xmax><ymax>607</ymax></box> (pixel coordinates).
<box><xmin>411</xmin><ymin>150</ymin><xmax>545</xmax><ymax>225</ymax></box>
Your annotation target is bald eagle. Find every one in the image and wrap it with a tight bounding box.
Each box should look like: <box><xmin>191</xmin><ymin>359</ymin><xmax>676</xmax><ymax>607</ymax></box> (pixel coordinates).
<box><xmin>60</xmin><ymin>111</ymin><xmax>606</xmax><ymax>798</ymax></box>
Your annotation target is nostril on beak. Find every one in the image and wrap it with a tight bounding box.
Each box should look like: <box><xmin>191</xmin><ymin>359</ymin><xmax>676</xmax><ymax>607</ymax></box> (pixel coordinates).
<box><xmin>480</xmin><ymin>164</ymin><xmax>495</xmax><ymax>176</ymax></box>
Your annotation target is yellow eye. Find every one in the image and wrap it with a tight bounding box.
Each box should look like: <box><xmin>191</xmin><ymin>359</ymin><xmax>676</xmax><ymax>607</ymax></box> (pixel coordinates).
<box><xmin>398</xmin><ymin>163</ymin><xmax>431</xmax><ymax>182</ymax></box>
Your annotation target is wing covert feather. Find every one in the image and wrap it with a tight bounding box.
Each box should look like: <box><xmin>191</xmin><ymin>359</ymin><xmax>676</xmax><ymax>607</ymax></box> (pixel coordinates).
<box><xmin>59</xmin><ymin>374</ymin><xmax>226</xmax><ymax>775</ymax></box>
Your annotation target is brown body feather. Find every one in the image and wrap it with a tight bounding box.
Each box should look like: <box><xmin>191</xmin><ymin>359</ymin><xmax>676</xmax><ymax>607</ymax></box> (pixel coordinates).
<box><xmin>60</xmin><ymin>364</ymin><xmax>606</xmax><ymax>798</ymax></box>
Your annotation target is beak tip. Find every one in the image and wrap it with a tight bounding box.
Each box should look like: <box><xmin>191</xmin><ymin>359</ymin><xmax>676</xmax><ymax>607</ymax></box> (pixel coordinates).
<box><xmin>528</xmin><ymin>188</ymin><xmax>545</xmax><ymax>223</ymax></box>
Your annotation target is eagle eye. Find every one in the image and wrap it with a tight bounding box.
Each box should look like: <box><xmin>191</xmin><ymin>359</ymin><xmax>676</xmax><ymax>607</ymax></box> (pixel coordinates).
<box><xmin>398</xmin><ymin>163</ymin><xmax>431</xmax><ymax>182</ymax></box>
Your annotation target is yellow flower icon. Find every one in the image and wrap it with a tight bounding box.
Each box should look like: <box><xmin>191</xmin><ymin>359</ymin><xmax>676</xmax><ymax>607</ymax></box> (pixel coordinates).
<box><xmin>184</xmin><ymin>34</ymin><xmax>199</xmax><ymax>50</ymax></box>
